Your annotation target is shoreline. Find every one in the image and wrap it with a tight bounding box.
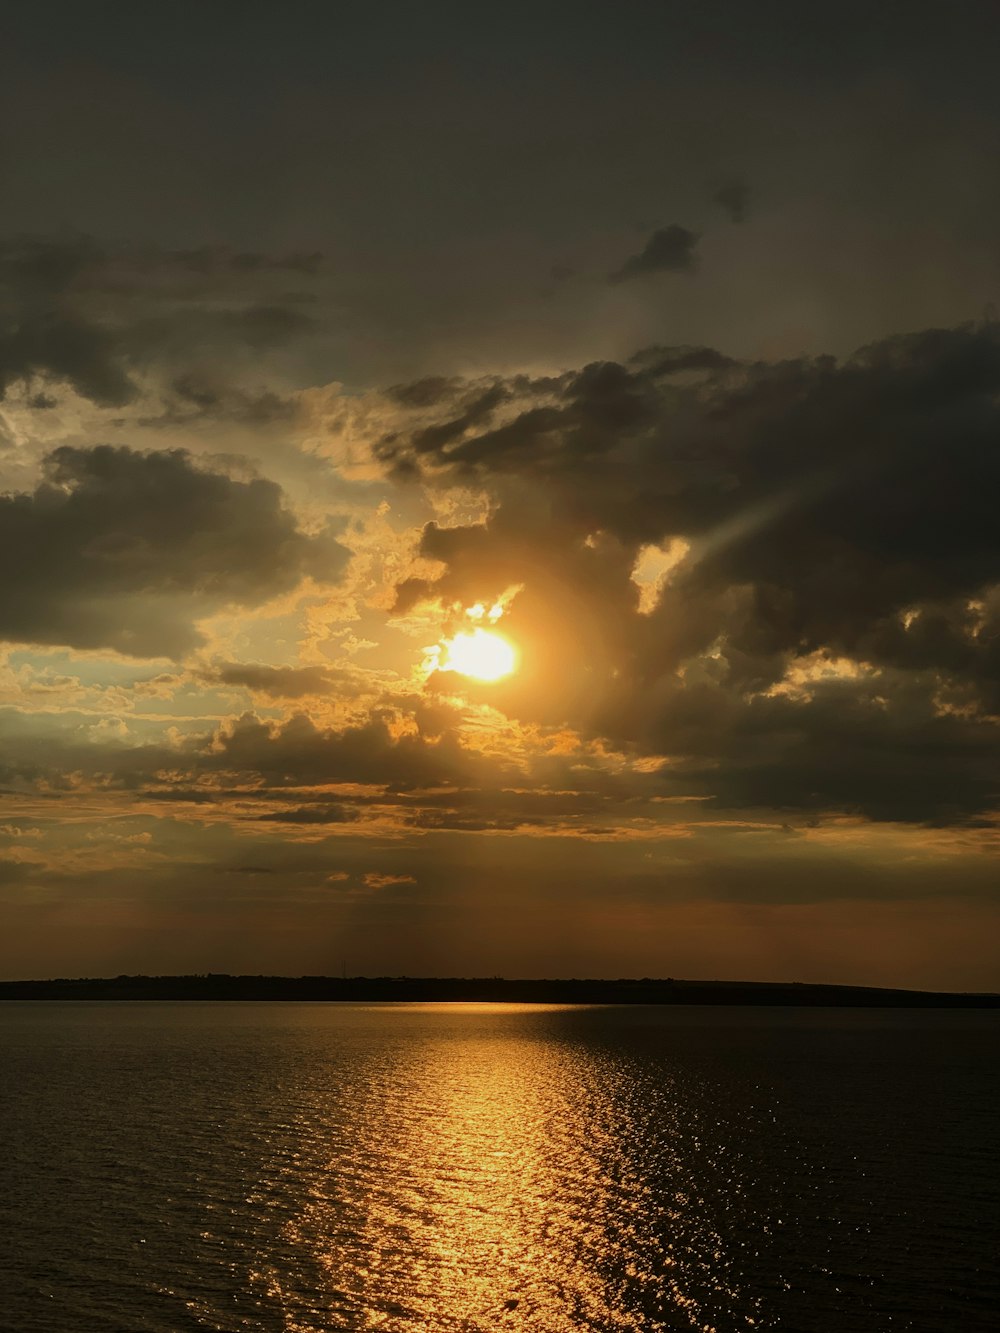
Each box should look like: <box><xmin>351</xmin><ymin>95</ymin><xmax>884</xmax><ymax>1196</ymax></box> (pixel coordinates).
<box><xmin>2</xmin><ymin>975</ymin><xmax>998</xmax><ymax>1007</ymax></box>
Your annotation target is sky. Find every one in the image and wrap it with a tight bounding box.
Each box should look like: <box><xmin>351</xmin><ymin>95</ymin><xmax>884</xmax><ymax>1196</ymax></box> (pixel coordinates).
<box><xmin>1</xmin><ymin>1</ymin><xmax>999</xmax><ymax>987</ymax></box>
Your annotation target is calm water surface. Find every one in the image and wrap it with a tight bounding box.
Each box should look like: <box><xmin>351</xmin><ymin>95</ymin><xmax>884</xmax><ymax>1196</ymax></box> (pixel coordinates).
<box><xmin>1</xmin><ymin>1003</ymin><xmax>997</xmax><ymax>1332</ymax></box>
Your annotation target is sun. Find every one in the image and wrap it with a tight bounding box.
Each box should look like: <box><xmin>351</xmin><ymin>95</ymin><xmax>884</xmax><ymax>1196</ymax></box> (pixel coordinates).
<box><xmin>440</xmin><ymin>628</ymin><xmax>517</xmax><ymax>682</ymax></box>
<box><xmin>420</xmin><ymin>590</ymin><xmax>522</xmax><ymax>684</ymax></box>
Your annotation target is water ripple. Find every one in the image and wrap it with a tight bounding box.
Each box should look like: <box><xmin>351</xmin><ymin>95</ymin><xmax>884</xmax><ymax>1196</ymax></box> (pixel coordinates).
<box><xmin>1</xmin><ymin>1003</ymin><xmax>997</xmax><ymax>1332</ymax></box>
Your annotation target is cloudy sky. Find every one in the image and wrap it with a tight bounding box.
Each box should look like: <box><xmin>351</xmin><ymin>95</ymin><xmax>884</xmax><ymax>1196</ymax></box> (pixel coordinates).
<box><xmin>2</xmin><ymin>1</ymin><xmax>999</xmax><ymax>986</ymax></box>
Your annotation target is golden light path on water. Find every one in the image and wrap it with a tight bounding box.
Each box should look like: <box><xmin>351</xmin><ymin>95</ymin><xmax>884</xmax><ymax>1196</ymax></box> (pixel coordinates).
<box><xmin>18</xmin><ymin>1003</ymin><xmax>990</xmax><ymax>1332</ymax></box>
<box><xmin>254</xmin><ymin>1005</ymin><xmax>767</xmax><ymax>1333</ymax></box>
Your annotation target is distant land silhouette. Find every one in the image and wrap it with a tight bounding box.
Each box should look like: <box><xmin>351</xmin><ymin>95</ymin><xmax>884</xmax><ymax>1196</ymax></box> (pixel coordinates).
<box><xmin>1</xmin><ymin>975</ymin><xmax>998</xmax><ymax>1006</ymax></box>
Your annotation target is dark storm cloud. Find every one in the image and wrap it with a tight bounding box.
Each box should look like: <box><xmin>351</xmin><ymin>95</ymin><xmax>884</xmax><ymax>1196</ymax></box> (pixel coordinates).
<box><xmin>386</xmin><ymin>376</ymin><xmax>459</xmax><ymax>408</ymax></box>
<box><xmin>0</xmin><ymin>312</ymin><xmax>136</xmax><ymax>406</ymax></box>
<box><xmin>255</xmin><ymin>805</ymin><xmax>358</xmax><ymax>824</ymax></box>
<box><xmin>409</xmin><ymin>383</ymin><xmax>511</xmax><ymax>456</ymax></box>
<box><xmin>0</xmin><ymin>700</ymin><xmax>685</xmax><ymax>845</ymax></box>
<box><xmin>0</xmin><ymin>235</ymin><xmax>324</xmax><ymax>405</ymax></box>
<box><xmin>711</xmin><ymin>675</ymin><xmax>999</xmax><ymax>826</ymax></box>
<box><xmin>138</xmin><ymin>374</ymin><xmax>299</xmax><ymax>428</ymax></box>
<box><xmin>628</xmin><ymin>345</ymin><xmax>737</xmax><ymax>376</ymax></box>
<box><xmin>206</xmin><ymin>663</ymin><xmax>346</xmax><ymax>698</ymax></box>
<box><xmin>0</xmin><ymin>705</ymin><xmax>577</xmax><ymax>847</ymax></box>
<box><xmin>711</xmin><ymin>180</ymin><xmax>751</xmax><ymax>224</ymax></box>
<box><xmin>382</xmin><ymin>321</ymin><xmax>1000</xmax><ymax>825</ymax></box>
<box><xmin>208</xmin><ymin>712</ymin><xmax>517</xmax><ymax>791</ymax></box>
<box><xmin>609</xmin><ymin>225</ymin><xmax>700</xmax><ymax>283</ymax></box>
<box><xmin>0</xmin><ymin>445</ymin><xmax>349</xmax><ymax>657</ymax></box>
<box><xmin>387</xmin><ymin>323</ymin><xmax>1000</xmax><ymax>621</ymax></box>
<box><xmin>596</xmin><ymin>663</ymin><xmax>1000</xmax><ymax>826</ymax></box>
<box><xmin>142</xmin><ymin>788</ymin><xmax>217</xmax><ymax>804</ymax></box>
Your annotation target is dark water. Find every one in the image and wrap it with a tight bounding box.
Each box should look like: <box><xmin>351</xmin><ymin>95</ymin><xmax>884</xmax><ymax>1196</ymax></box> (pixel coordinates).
<box><xmin>1</xmin><ymin>1004</ymin><xmax>997</xmax><ymax>1332</ymax></box>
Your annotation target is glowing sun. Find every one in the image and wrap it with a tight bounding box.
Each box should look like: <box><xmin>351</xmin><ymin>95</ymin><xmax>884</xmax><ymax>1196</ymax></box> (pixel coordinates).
<box><xmin>440</xmin><ymin>628</ymin><xmax>517</xmax><ymax>681</ymax></box>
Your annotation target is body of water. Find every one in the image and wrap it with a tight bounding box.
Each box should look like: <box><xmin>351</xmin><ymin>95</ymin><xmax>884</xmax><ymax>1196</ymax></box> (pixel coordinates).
<box><xmin>1</xmin><ymin>1002</ymin><xmax>997</xmax><ymax>1331</ymax></box>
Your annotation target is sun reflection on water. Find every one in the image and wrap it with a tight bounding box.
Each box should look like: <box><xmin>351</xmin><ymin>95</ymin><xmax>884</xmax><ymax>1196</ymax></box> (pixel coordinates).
<box><xmin>269</xmin><ymin>1005</ymin><xmax>767</xmax><ymax>1332</ymax></box>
